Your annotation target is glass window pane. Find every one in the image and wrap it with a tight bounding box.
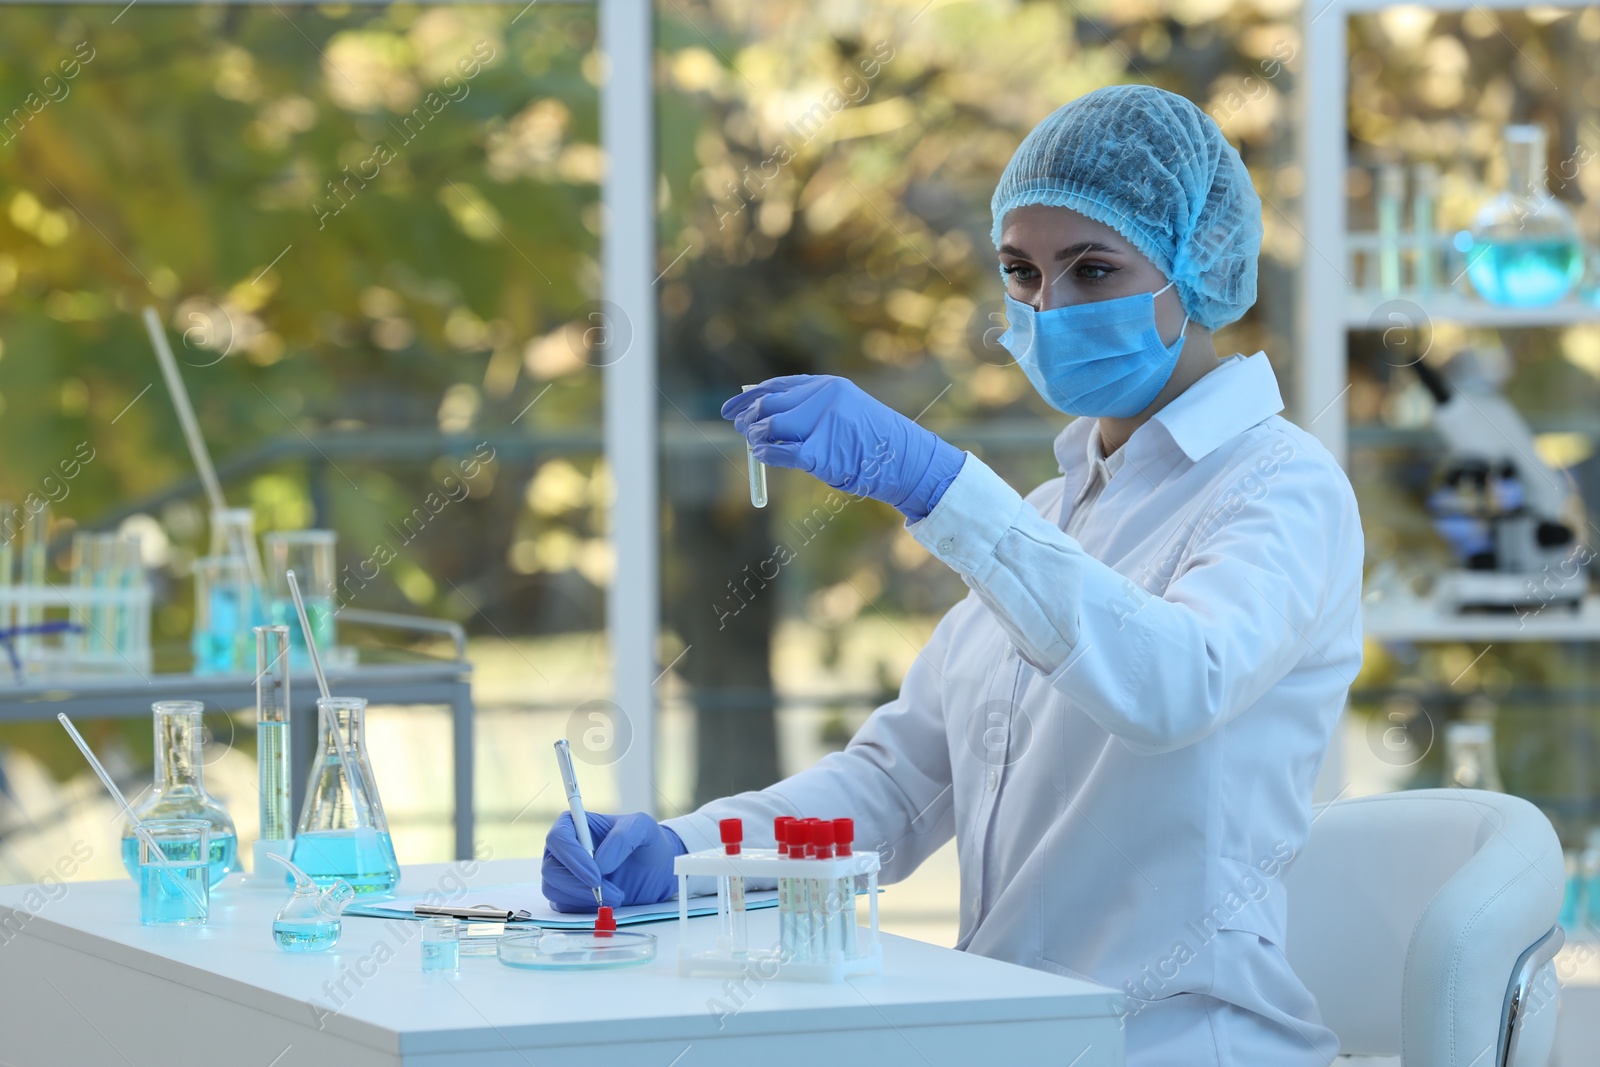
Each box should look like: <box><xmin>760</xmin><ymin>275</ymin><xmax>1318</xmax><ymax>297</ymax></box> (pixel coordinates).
<box><xmin>655</xmin><ymin>2</ymin><xmax>1298</xmax><ymax>945</ymax></box>
<box><xmin>0</xmin><ymin>3</ymin><xmax>603</xmax><ymax>873</ymax></box>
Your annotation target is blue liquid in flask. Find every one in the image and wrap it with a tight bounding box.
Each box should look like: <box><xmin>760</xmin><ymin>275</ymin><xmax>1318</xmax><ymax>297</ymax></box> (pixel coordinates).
<box><xmin>291</xmin><ymin>829</ymin><xmax>399</xmax><ymax>896</ymax></box>
<box><xmin>1466</xmin><ymin>238</ymin><xmax>1583</xmax><ymax>308</ymax></box>
<box><xmin>194</xmin><ymin>585</ymin><xmax>244</xmax><ymax>673</ymax></box>
<box><xmin>122</xmin><ymin>832</ymin><xmax>237</xmax><ymax>887</ymax></box>
<box><xmin>273</xmin><ymin>919</ymin><xmax>341</xmax><ymax>952</ymax></box>
<box><xmin>269</xmin><ymin>595</ymin><xmax>337</xmax><ymax>664</ymax></box>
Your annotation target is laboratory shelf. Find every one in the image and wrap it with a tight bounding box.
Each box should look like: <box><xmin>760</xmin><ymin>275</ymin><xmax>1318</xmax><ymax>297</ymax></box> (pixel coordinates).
<box><xmin>1362</xmin><ymin>594</ymin><xmax>1600</xmax><ymax>643</ymax></box>
<box><xmin>1348</xmin><ymin>420</ymin><xmax>1600</xmax><ymax>449</ymax></box>
<box><xmin>1344</xmin><ymin>290</ymin><xmax>1600</xmax><ymax>330</ymax></box>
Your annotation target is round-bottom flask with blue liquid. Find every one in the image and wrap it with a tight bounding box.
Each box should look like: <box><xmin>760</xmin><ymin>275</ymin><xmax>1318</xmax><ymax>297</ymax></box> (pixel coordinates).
<box><xmin>1465</xmin><ymin>124</ymin><xmax>1584</xmax><ymax>309</ymax></box>
<box><xmin>121</xmin><ymin>701</ymin><xmax>237</xmax><ymax>887</ymax></box>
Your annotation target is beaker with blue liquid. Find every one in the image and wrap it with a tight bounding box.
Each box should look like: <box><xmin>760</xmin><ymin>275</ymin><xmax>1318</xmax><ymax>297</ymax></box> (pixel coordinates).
<box><xmin>192</xmin><ymin>555</ymin><xmax>253</xmax><ymax>674</ymax></box>
<box><xmin>120</xmin><ymin>701</ymin><xmax>237</xmax><ymax>886</ymax></box>
<box><xmin>191</xmin><ymin>507</ymin><xmax>267</xmax><ymax>674</ymax></box>
<box><xmin>138</xmin><ymin>819</ymin><xmax>210</xmax><ymax>926</ymax></box>
<box><xmin>422</xmin><ymin>917</ymin><xmax>460</xmax><ymax>973</ymax></box>
<box><xmin>1465</xmin><ymin>124</ymin><xmax>1585</xmax><ymax>308</ymax></box>
<box><xmin>292</xmin><ymin>696</ymin><xmax>400</xmax><ymax>896</ymax></box>
<box><xmin>265</xmin><ymin>531</ymin><xmax>338</xmax><ymax>667</ymax></box>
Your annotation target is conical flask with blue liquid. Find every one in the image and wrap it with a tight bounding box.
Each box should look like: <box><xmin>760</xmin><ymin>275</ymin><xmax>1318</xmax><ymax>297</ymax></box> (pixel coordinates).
<box><xmin>291</xmin><ymin>696</ymin><xmax>399</xmax><ymax>896</ymax></box>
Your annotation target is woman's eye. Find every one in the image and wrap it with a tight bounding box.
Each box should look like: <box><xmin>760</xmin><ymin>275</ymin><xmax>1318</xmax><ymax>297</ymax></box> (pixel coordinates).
<box><xmin>1076</xmin><ymin>263</ymin><xmax>1116</xmax><ymax>282</ymax></box>
<box><xmin>1001</xmin><ymin>264</ymin><xmax>1037</xmax><ymax>282</ymax></box>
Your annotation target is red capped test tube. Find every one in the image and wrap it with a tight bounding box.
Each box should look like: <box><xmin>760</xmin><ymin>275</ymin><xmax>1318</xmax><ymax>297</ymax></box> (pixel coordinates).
<box><xmin>832</xmin><ymin>818</ymin><xmax>858</xmax><ymax>957</ymax></box>
<box><xmin>719</xmin><ymin>818</ymin><xmax>747</xmax><ymax>956</ymax></box>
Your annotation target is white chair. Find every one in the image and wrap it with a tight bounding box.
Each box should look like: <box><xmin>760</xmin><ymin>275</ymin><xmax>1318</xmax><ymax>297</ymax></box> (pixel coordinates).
<box><xmin>1283</xmin><ymin>789</ymin><xmax>1565</xmax><ymax>1067</ymax></box>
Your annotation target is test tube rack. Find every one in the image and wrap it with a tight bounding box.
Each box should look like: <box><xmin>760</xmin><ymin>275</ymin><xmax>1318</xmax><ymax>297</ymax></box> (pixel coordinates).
<box><xmin>0</xmin><ymin>581</ymin><xmax>152</xmax><ymax>684</ymax></box>
<box><xmin>673</xmin><ymin>846</ymin><xmax>882</xmax><ymax>983</ymax></box>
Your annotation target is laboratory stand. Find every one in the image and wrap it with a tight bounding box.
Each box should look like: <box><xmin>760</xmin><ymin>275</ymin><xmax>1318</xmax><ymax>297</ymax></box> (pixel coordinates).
<box><xmin>0</xmin><ymin>858</ymin><xmax>1126</xmax><ymax>1067</ymax></box>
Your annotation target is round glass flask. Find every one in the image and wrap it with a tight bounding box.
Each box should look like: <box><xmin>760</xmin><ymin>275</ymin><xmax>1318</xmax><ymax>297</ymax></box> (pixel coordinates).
<box><xmin>1466</xmin><ymin>124</ymin><xmax>1584</xmax><ymax>307</ymax></box>
<box><xmin>120</xmin><ymin>701</ymin><xmax>238</xmax><ymax>886</ymax></box>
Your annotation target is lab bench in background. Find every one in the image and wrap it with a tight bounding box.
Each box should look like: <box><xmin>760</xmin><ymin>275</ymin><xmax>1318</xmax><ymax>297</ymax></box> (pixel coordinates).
<box><xmin>0</xmin><ymin>637</ymin><xmax>475</xmax><ymax>860</ymax></box>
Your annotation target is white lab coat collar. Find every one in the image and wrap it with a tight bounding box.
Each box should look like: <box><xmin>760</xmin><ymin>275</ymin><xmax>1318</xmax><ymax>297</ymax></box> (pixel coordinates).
<box><xmin>1051</xmin><ymin>352</ymin><xmax>1285</xmax><ymax>477</ymax></box>
<box><xmin>1151</xmin><ymin>351</ymin><xmax>1285</xmax><ymax>462</ymax></box>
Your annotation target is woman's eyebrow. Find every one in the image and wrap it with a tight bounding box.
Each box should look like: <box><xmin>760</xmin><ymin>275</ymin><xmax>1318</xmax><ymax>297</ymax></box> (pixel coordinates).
<box><xmin>997</xmin><ymin>240</ymin><xmax>1123</xmax><ymax>261</ymax></box>
<box><xmin>1052</xmin><ymin>241</ymin><xmax>1121</xmax><ymax>261</ymax></box>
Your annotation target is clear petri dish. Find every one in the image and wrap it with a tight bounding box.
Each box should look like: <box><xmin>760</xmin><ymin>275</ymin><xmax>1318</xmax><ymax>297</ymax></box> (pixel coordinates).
<box><xmin>497</xmin><ymin>930</ymin><xmax>657</xmax><ymax>971</ymax></box>
<box><xmin>457</xmin><ymin>922</ymin><xmax>542</xmax><ymax>957</ymax></box>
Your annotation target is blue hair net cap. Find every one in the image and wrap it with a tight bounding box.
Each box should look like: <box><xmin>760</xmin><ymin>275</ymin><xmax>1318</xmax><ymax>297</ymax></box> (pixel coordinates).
<box><xmin>990</xmin><ymin>85</ymin><xmax>1263</xmax><ymax>331</ymax></box>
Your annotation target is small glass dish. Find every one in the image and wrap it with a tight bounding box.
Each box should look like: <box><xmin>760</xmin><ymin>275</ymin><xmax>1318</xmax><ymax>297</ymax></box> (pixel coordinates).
<box><xmin>457</xmin><ymin>921</ymin><xmax>542</xmax><ymax>957</ymax></box>
<box><xmin>497</xmin><ymin>930</ymin><xmax>657</xmax><ymax>971</ymax></box>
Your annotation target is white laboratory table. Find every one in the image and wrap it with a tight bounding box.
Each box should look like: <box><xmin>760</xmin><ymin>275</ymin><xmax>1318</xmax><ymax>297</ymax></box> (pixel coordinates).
<box><xmin>0</xmin><ymin>858</ymin><xmax>1126</xmax><ymax>1066</ymax></box>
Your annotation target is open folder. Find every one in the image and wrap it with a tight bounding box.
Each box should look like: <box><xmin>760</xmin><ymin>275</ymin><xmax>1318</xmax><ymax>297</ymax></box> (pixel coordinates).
<box><xmin>343</xmin><ymin>884</ymin><xmax>780</xmax><ymax>928</ymax></box>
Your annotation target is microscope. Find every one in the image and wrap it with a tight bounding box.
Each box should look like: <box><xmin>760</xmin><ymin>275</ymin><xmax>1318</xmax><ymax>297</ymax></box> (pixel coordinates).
<box><xmin>1414</xmin><ymin>351</ymin><xmax>1588</xmax><ymax>613</ymax></box>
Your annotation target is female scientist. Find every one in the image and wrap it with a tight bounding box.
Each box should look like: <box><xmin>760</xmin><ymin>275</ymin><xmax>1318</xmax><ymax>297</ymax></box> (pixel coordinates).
<box><xmin>543</xmin><ymin>84</ymin><xmax>1363</xmax><ymax>1065</ymax></box>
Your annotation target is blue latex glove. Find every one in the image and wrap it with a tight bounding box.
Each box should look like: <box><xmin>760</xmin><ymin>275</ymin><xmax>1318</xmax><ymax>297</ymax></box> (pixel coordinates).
<box><xmin>721</xmin><ymin>375</ymin><xmax>966</xmax><ymax>521</ymax></box>
<box><xmin>541</xmin><ymin>810</ymin><xmax>686</xmax><ymax>913</ymax></box>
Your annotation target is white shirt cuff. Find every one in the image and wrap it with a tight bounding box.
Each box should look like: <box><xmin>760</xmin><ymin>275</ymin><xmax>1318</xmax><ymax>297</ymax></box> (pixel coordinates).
<box><xmin>906</xmin><ymin>453</ymin><xmax>1027</xmax><ymax>572</ymax></box>
<box><xmin>660</xmin><ymin>812</ymin><xmax>723</xmax><ymax>898</ymax></box>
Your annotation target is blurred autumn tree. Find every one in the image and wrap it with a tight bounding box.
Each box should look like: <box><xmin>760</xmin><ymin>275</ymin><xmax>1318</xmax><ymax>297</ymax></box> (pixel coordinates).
<box><xmin>0</xmin><ymin>3</ymin><xmax>607</xmax><ymax>767</ymax></box>
<box><xmin>0</xmin><ymin>1</ymin><xmax>1306</xmax><ymax>805</ymax></box>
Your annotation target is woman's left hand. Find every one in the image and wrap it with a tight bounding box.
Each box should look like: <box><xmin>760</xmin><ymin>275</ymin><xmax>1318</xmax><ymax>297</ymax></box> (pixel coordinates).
<box><xmin>721</xmin><ymin>375</ymin><xmax>965</xmax><ymax>521</ymax></box>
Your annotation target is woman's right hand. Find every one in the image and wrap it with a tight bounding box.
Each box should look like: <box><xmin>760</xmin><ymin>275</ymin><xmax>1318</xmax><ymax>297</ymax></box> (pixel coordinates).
<box><xmin>540</xmin><ymin>810</ymin><xmax>686</xmax><ymax>913</ymax></box>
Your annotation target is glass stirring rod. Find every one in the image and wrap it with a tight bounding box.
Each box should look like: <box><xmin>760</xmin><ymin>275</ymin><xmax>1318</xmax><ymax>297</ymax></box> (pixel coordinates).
<box><xmin>741</xmin><ymin>385</ymin><xmax>769</xmax><ymax>508</ymax></box>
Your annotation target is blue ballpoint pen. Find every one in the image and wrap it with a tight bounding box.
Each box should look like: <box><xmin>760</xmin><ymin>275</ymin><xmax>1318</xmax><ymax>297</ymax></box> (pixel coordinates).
<box><xmin>554</xmin><ymin>739</ymin><xmax>605</xmax><ymax>907</ymax></box>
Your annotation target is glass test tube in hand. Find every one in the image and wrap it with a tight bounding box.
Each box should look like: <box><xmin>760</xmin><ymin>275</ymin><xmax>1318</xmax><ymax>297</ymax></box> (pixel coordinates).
<box><xmin>741</xmin><ymin>385</ymin><xmax>768</xmax><ymax>508</ymax></box>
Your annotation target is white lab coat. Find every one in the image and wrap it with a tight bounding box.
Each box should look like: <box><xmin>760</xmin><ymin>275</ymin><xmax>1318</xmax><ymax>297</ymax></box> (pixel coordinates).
<box><xmin>666</xmin><ymin>352</ymin><xmax>1362</xmax><ymax>1066</ymax></box>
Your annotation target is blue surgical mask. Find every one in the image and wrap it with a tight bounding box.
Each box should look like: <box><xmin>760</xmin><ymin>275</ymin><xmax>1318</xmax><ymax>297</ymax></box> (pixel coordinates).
<box><xmin>998</xmin><ymin>280</ymin><xmax>1189</xmax><ymax>418</ymax></box>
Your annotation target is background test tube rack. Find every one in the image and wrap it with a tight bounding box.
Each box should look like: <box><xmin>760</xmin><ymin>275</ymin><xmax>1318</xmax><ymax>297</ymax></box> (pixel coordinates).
<box><xmin>0</xmin><ymin>582</ymin><xmax>153</xmax><ymax>684</ymax></box>
<box><xmin>674</xmin><ymin>846</ymin><xmax>882</xmax><ymax>983</ymax></box>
